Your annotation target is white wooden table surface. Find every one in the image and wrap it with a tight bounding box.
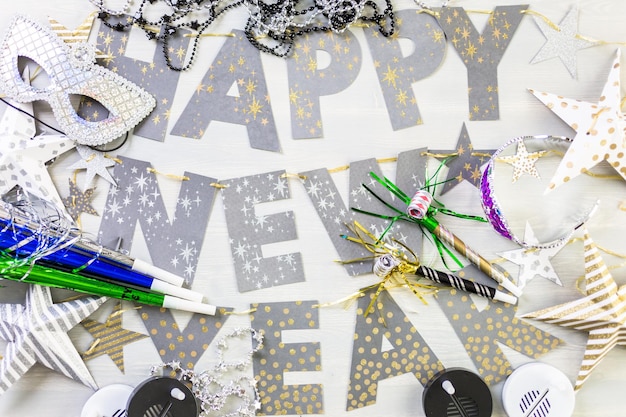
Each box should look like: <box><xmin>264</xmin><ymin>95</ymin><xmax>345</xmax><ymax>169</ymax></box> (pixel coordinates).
<box><xmin>0</xmin><ymin>0</ymin><xmax>625</xmax><ymax>416</ymax></box>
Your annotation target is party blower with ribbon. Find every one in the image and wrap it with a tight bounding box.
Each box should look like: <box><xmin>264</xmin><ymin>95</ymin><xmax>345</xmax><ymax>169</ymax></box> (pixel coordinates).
<box><xmin>339</xmin><ymin>221</ymin><xmax>517</xmax><ymax>317</ymax></box>
<box><xmin>0</xmin><ymin>200</ymin><xmax>217</xmax><ymax>315</ymax></box>
<box><xmin>351</xmin><ymin>168</ymin><xmax>522</xmax><ymax>298</ymax></box>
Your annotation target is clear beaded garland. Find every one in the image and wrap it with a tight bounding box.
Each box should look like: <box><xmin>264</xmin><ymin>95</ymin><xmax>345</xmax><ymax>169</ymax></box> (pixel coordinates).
<box><xmin>150</xmin><ymin>327</ymin><xmax>264</xmax><ymax>417</ymax></box>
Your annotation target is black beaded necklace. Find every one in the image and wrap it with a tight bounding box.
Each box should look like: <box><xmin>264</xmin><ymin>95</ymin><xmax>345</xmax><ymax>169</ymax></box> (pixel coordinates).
<box><xmin>90</xmin><ymin>0</ymin><xmax>395</xmax><ymax>70</ymax></box>
<box><xmin>245</xmin><ymin>0</ymin><xmax>395</xmax><ymax>57</ymax></box>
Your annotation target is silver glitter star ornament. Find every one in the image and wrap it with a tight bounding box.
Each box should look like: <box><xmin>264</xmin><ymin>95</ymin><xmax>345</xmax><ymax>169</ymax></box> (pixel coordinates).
<box><xmin>530</xmin><ymin>6</ymin><xmax>598</xmax><ymax>79</ymax></box>
<box><xmin>68</xmin><ymin>144</ymin><xmax>117</xmax><ymax>188</ymax></box>
<box><xmin>0</xmin><ymin>14</ymin><xmax>156</xmax><ymax>146</ymax></box>
<box><xmin>0</xmin><ymin>284</ymin><xmax>107</xmax><ymax>394</ymax></box>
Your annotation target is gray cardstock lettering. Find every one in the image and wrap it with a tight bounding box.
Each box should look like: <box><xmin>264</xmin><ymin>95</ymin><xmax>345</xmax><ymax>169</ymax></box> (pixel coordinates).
<box><xmin>251</xmin><ymin>300</ymin><xmax>323</xmax><ymax>415</ymax></box>
<box><xmin>97</xmin><ymin>157</ymin><xmax>228</xmax><ymax>367</ymax></box>
<box><xmin>346</xmin><ymin>289</ymin><xmax>444</xmax><ymax>410</ymax></box>
<box><xmin>170</xmin><ymin>30</ymin><xmax>280</xmax><ymax>152</ymax></box>
<box><xmin>220</xmin><ymin>171</ymin><xmax>304</xmax><ymax>292</ymax></box>
<box><xmin>77</xmin><ymin>15</ymin><xmax>187</xmax><ymax>142</ymax></box>
<box><xmin>98</xmin><ymin>156</ymin><xmax>216</xmax><ymax>287</ymax></box>
<box><xmin>435</xmin><ymin>265</ymin><xmax>562</xmax><ymax>385</ymax></box>
<box><xmin>363</xmin><ymin>9</ymin><xmax>446</xmax><ymax>130</ymax></box>
<box><xmin>286</xmin><ymin>30</ymin><xmax>361</xmax><ymax>139</ymax></box>
<box><xmin>300</xmin><ymin>148</ymin><xmax>427</xmax><ymax>275</ymax></box>
<box><xmin>436</xmin><ymin>5</ymin><xmax>528</xmax><ymax>121</ymax></box>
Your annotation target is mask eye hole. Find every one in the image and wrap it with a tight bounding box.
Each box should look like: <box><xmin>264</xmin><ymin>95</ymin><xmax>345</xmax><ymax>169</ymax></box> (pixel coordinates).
<box><xmin>16</xmin><ymin>56</ymin><xmax>52</xmax><ymax>89</ymax></box>
<box><xmin>72</xmin><ymin>94</ymin><xmax>112</xmax><ymax>122</ymax></box>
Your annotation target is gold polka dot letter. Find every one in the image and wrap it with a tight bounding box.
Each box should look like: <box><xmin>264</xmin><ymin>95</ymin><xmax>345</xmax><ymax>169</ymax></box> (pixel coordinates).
<box><xmin>251</xmin><ymin>301</ymin><xmax>323</xmax><ymax>415</ymax></box>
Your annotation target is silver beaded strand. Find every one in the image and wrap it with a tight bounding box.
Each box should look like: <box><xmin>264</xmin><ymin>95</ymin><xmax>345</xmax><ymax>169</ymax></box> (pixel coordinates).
<box><xmin>150</xmin><ymin>327</ymin><xmax>264</xmax><ymax>417</ymax></box>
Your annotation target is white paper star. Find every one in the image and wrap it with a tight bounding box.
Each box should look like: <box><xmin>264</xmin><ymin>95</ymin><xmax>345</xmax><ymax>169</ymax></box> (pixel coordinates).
<box><xmin>523</xmin><ymin>230</ymin><xmax>626</xmax><ymax>390</ymax></box>
<box><xmin>68</xmin><ymin>144</ymin><xmax>117</xmax><ymax>188</ymax></box>
<box><xmin>0</xmin><ymin>98</ymin><xmax>75</xmax><ymax>210</ymax></box>
<box><xmin>530</xmin><ymin>6</ymin><xmax>598</xmax><ymax>79</ymax></box>
<box><xmin>531</xmin><ymin>49</ymin><xmax>626</xmax><ymax>192</ymax></box>
<box><xmin>0</xmin><ymin>284</ymin><xmax>106</xmax><ymax>394</ymax></box>
<box><xmin>498</xmin><ymin>222</ymin><xmax>565</xmax><ymax>288</ymax></box>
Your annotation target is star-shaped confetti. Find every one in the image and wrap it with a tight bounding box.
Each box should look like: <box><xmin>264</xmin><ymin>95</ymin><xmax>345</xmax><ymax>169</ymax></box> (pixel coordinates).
<box><xmin>0</xmin><ymin>284</ymin><xmax>106</xmax><ymax>394</ymax></box>
<box><xmin>530</xmin><ymin>6</ymin><xmax>598</xmax><ymax>79</ymax></box>
<box><xmin>498</xmin><ymin>222</ymin><xmax>565</xmax><ymax>288</ymax></box>
<box><xmin>68</xmin><ymin>144</ymin><xmax>116</xmax><ymax>188</ymax></box>
<box><xmin>81</xmin><ymin>301</ymin><xmax>148</xmax><ymax>373</ymax></box>
<box><xmin>531</xmin><ymin>49</ymin><xmax>626</xmax><ymax>192</ymax></box>
<box><xmin>62</xmin><ymin>178</ymin><xmax>99</xmax><ymax>222</ymax></box>
<box><xmin>0</xmin><ymin>98</ymin><xmax>75</xmax><ymax>212</ymax></box>
<box><xmin>523</xmin><ymin>230</ymin><xmax>626</xmax><ymax>390</ymax></box>
<box><xmin>498</xmin><ymin>141</ymin><xmax>545</xmax><ymax>182</ymax></box>
<box><xmin>432</xmin><ymin>123</ymin><xmax>496</xmax><ymax>194</ymax></box>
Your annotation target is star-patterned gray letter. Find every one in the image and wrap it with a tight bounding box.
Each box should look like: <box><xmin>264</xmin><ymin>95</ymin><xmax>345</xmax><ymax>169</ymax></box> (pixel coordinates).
<box><xmin>221</xmin><ymin>171</ymin><xmax>304</xmax><ymax>292</ymax></box>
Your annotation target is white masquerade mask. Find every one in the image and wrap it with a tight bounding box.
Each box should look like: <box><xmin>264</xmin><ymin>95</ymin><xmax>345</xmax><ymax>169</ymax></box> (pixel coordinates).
<box><xmin>0</xmin><ymin>15</ymin><xmax>156</xmax><ymax>146</ymax></box>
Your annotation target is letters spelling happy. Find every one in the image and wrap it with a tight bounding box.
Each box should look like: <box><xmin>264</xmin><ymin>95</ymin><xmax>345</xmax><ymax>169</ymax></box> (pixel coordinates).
<box><xmin>80</xmin><ymin>6</ymin><xmax>527</xmax><ymax>151</ymax></box>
